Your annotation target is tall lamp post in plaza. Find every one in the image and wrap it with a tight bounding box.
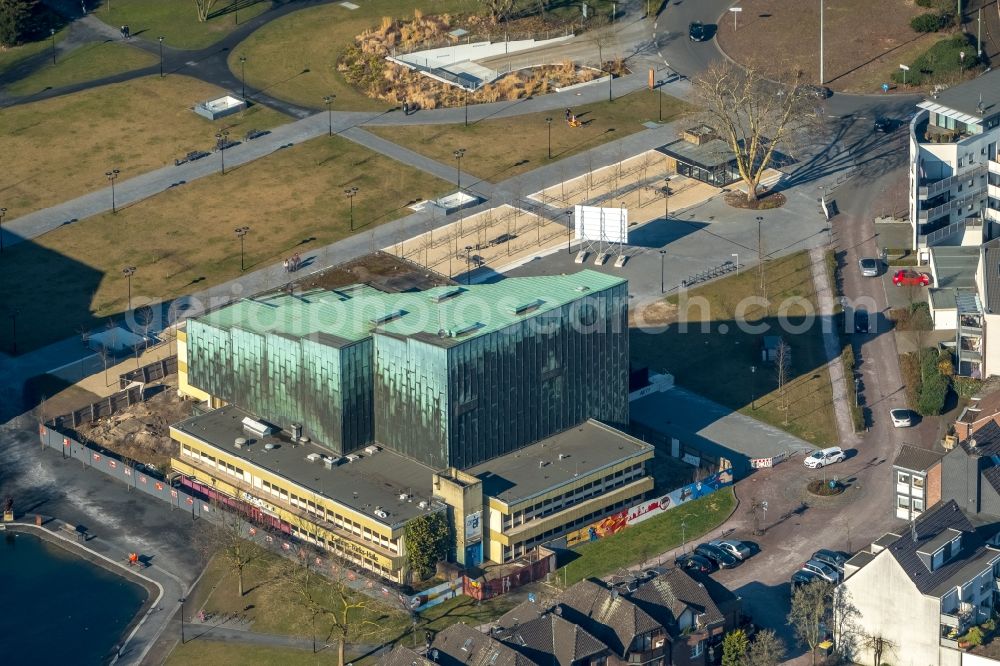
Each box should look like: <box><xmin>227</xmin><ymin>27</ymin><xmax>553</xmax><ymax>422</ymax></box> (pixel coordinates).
<box><xmin>732</xmin><ymin>253</ymin><xmax>739</xmax><ymax>276</ymax></box>
<box><xmin>565</xmin><ymin>210</ymin><xmax>572</xmax><ymax>254</ymax></box>
<box><xmin>239</xmin><ymin>55</ymin><xmax>247</xmax><ymax>101</ymax></box>
<box><xmin>234</xmin><ymin>226</ymin><xmax>250</xmax><ymax>271</ymax></box>
<box><xmin>215</xmin><ymin>130</ymin><xmax>230</xmax><ymax>174</ymax></box>
<box><xmin>180</xmin><ymin>597</ymin><xmax>186</xmax><ymax>644</ymax></box>
<box><xmin>465</xmin><ymin>245</ymin><xmax>473</xmax><ymax>285</ymax></box>
<box><xmin>323</xmin><ymin>95</ymin><xmax>335</xmax><ymax>136</ymax></box>
<box><xmin>661</xmin><ymin>184</ymin><xmax>670</xmax><ymax>221</ymax></box>
<box><xmin>464</xmin><ymin>89</ymin><xmax>469</xmax><ymax>127</ymax></box>
<box><xmin>105</xmin><ymin>169</ymin><xmax>120</xmax><ymax>214</ymax></box>
<box><xmin>545</xmin><ymin>117</ymin><xmax>553</xmax><ymax>159</ymax></box>
<box><xmin>453</xmin><ymin>149</ymin><xmax>466</xmax><ymax>194</ymax></box>
<box><xmin>158</xmin><ymin>36</ymin><xmax>164</xmax><ymax>77</ymax></box>
<box><xmin>122</xmin><ymin>266</ymin><xmax>136</xmax><ymax>311</ymax></box>
<box><xmin>50</xmin><ymin>28</ymin><xmax>56</xmax><ymax>65</ymax></box>
<box><xmin>0</xmin><ymin>207</ymin><xmax>7</xmax><ymax>254</ymax></box>
<box><xmin>750</xmin><ymin>365</ymin><xmax>757</xmax><ymax>409</ymax></box>
<box><xmin>344</xmin><ymin>187</ymin><xmax>358</xmax><ymax>231</ymax></box>
<box><xmin>659</xmin><ymin>250</ymin><xmax>666</xmax><ymax>294</ymax></box>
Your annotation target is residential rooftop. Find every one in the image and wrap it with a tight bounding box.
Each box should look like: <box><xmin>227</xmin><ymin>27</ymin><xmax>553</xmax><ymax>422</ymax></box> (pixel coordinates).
<box><xmin>893</xmin><ymin>444</ymin><xmax>943</xmax><ymax>472</ymax></box>
<box><xmin>171</xmin><ymin>405</ymin><xmax>440</xmax><ymax>527</ymax></box>
<box><xmin>918</xmin><ymin>68</ymin><xmax>1000</xmax><ymax>123</ymax></box>
<box><xmin>466</xmin><ymin>420</ymin><xmax>653</xmax><ymax>505</ymax></box>
<box><xmin>194</xmin><ymin>270</ymin><xmax>626</xmax><ymax>348</ymax></box>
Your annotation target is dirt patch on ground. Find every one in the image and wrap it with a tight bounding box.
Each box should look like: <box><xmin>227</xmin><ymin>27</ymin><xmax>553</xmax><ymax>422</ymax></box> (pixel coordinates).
<box><xmin>715</xmin><ymin>0</ymin><xmax>939</xmax><ymax>93</ymax></box>
<box><xmin>630</xmin><ymin>300</ymin><xmax>678</xmax><ymax>328</ymax></box>
<box><xmin>73</xmin><ymin>378</ymin><xmax>192</xmax><ymax>472</ymax></box>
<box><xmin>293</xmin><ymin>251</ymin><xmax>454</xmax><ymax>293</ymax></box>
<box><xmin>723</xmin><ymin>190</ymin><xmax>786</xmax><ymax>210</ymax></box>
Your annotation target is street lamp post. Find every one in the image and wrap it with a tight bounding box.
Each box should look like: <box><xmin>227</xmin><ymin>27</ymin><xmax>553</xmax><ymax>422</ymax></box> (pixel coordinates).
<box><xmin>0</xmin><ymin>207</ymin><xmax>6</xmax><ymax>254</ymax></box>
<box><xmin>122</xmin><ymin>265</ymin><xmax>136</xmax><ymax>311</ymax></box>
<box><xmin>608</xmin><ymin>67</ymin><xmax>613</xmax><ymax>102</ymax></box>
<box><xmin>819</xmin><ymin>0</ymin><xmax>824</xmax><ymax>85</ymax></box>
<box><xmin>180</xmin><ymin>597</ymin><xmax>186</xmax><ymax>644</ymax></box>
<box><xmin>750</xmin><ymin>365</ymin><xmax>757</xmax><ymax>409</ymax></box>
<box><xmin>465</xmin><ymin>245</ymin><xmax>473</xmax><ymax>285</ymax></box>
<box><xmin>658</xmin><ymin>85</ymin><xmax>662</xmax><ymax>122</ymax></box>
<box><xmin>659</xmin><ymin>249</ymin><xmax>666</xmax><ymax>294</ymax></box>
<box><xmin>234</xmin><ymin>226</ymin><xmax>250</xmax><ymax>271</ymax></box>
<box><xmin>454</xmin><ymin>148</ymin><xmax>466</xmax><ymax>194</ymax></box>
<box><xmin>158</xmin><ymin>36</ymin><xmax>164</xmax><ymax>77</ymax></box>
<box><xmin>239</xmin><ymin>55</ymin><xmax>247</xmax><ymax>101</ymax></box>
<box><xmin>680</xmin><ymin>519</ymin><xmax>687</xmax><ymax>553</ymax></box>
<box><xmin>546</xmin><ymin>117</ymin><xmax>553</xmax><ymax>159</ymax></box>
<box><xmin>105</xmin><ymin>169</ymin><xmax>120</xmax><ymax>214</ymax></box>
<box><xmin>323</xmin><ymin>95</ymin><xmax>335</xmax><ymax>136</ymax></box>
<box><xmin>344</xmin><ymin>187</ymin><xmax>358</xmax><ymax>231</ymax></box>
<box><xmin>732</xmin><ymin>253</ymin><xmax>739</xmax><ymax>275</ymax></box>
<box><xmin>566</xmin><ymin>210</ymin><xmax>572</xmax><ymax>254</ymax></box>
<box><xmin>50</xmin><ymin>28</ymin><xmax>56</xmax><ymax>65</ymax></box>
<box><xmin>215</xmin><ymin>130</ymin><xmax>230</xmax><ymax>174</ymax></box>
<box><xmin>662</xmin><ymin>185</ymin><xmax>670</xmax><ymax>221</ymax></box>
<box><xmin>464</xmin><ymin>90</ymin><xmax>469</xmax><ymax>127</ymax></box>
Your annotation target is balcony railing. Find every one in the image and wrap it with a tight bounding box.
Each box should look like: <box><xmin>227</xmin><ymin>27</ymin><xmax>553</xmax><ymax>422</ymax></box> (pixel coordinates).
<box><xmin>918</xmin><ymin>192</ymin><xmax>986</xmax><ymax>221</ymax></box>
<box><xmin>919</xmin><ymin>166</ymin><xmax>988</xmax><ymax>199</ymax></box>
<box><xmin>921</xmin><ymin>217</ymin><xmax>983</xmax><ymax>245</ymax></box>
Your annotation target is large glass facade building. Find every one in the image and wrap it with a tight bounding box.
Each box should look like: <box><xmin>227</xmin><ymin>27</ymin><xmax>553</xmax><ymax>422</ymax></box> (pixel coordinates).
<box><xmin>181</xmin><ymin>271</ymin><xmax>629</xmax><ymax>468</ymax></box>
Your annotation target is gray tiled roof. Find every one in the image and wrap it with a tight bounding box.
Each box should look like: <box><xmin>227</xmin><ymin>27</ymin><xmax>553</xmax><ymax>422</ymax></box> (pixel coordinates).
<box><xmin>379</xmin><ymin>646</ymin><xmax>436</xmax><ymax>666</ymax></box>
<box><xmin>499</xmin><ymin>613</ymin><xmax>608</xmax><ymax>666</ymax></box>
<box><xmin>433</xmin><ymin>623</ymin><xmax>537</xmax><ymax>666</ymax></box>
<box><xmin>556</xmin><ymin>580</ymin><xmax>661</xmax><ymax>657</ymax></box>
<box><xmin>982</xmin><ymin>466</ymin><xmax>1000</xmax><ymax>496</ymax></box>
<box><xmin>923</xmin><ymin>68</ymin><xmax>1000</xmax><ymax>121</ymax></box>
<box><xmin>497</xmin><ymin>601</ymin><xmax>544</xmax><ymax>630</ymax></box>
<box><xmin>886</xmin><ymin>500</ymin><xmax>996</xmax><ymax>596</ymax></box>
<box><xmin>960</xmin><ymin>420</ymin><xmax>1000</xmax><ymax>456</ymax></box>
<box><xmin>630</xmin><ymin>568</ymin><xmax>725</xmax><ymax>631</ymax></box>
<box><xmin>893</xmin><ymin>444</ymin><xmax>943</xmax><ymax>472</ymax></box>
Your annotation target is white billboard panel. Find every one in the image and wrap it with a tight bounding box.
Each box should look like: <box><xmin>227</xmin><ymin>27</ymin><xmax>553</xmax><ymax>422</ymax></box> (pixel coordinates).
<box><xmin>574</xmin><ymin>205</ymin><xmax>628</xmax><ymax>244</ymax></box>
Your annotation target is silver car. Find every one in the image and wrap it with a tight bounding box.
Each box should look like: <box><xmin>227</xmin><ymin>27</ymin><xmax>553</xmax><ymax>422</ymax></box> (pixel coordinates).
<box><xmin>712</xmin><ymin>539</ymin><xmax>752</xmax><ymax>560</ymax></box>
<box><xmin>859</xmin><ymin>257</ymin><xmax>880</xmax><ymax>277</ymax></box>
<box><xmin>802</xmin><ymin>559</ymin><xmax>840</xmax><ymax>583</ymax></box>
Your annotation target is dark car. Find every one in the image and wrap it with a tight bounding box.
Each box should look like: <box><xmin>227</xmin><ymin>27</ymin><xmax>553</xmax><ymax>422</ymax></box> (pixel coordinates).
<box><xmin>873</xmin><ymin>117</ymin><xmax>895</xmax><ymax>133</ymax></box>
<box><xmin>812</xmin><ymin>549</ymin><xmax>847</xmax><ymax>572</ymax></box>
<box><xmin>791</xmin><ymin>569</ymin><xmax>820</xmax><ymax>588</ymax></box>
<box><xmin>854</xmin><ymin>308</ymin><xmax>870</xmax><ymax>334</ymax></box>
<box><xmin>689</xmin><ymin>21</ymin><xmax>708</xmax><ymax>41</ymax></box>
<box><xmin>676</xmin><ymin>553</ymin><xmax>716</xmax><ymax>574</ymax></box>
<box><xmin>695</xmin><ymin>543</ymin><xmax>739</xmax><ymax>568</ymax></box>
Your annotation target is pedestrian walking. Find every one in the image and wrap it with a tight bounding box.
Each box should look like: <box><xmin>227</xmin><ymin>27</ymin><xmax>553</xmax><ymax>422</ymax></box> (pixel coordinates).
<box><xmin>120</xmin><ymin>25</ymin><xmax>126</xmax><ymax>39</ymax></box>
<box><xmin>125</xmin><ymin>25</ymin><xmax>131</xmax><ymax>39</ymax></box>
<box><xmin>283</xmin><ymin>259</ymin><xmax>289</xmax><ymax>273</ymax></box>
<box><xmin>403</xmin><ymin>101</ymin><xmax>409</xmax><ymax>115</ymax></box>
<box><xmin>565</xmin><ymin>108</ymin><xmax>571</xmax><ymax>121</ymax></box>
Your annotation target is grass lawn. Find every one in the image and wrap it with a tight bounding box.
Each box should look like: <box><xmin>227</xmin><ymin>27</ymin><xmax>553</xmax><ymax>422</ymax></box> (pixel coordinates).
<box><xmin>630</xmin><ymin>251</ymin><xmax>838</xmax><ymax>446</ymax></box>
<box><xmin>5</xmin><ymin>40</ymin><xmax>157</xmax><ymax>96</ymax></box>
<box><xmin>367</xmin><ymin>91</ymin><xmax>692</xmax><ymax>182</ymax></box>
<box><xmin>94</xmin><ymin>0</ymin><xmax>274</xmax><ymax>50</ymax></box>
<box><xmin>167</xmin><ymin>642</ymin><xmax>337</xmax><ymax>666</ymax></box>
<box><xmin>561</xmin><ymin>488</ymin><xmax>735</xmax><ymax>586</ymax></box>
<box><xmin>0</xmin><ymin>74</ymin><xmax>288</xmax><ymax>216</ymax></box>
<box><xmin>0</xmin><ymin>133</ymin><xmax>449</xmax><ymax>354</ymax></box>
<box><xmin>230</xmin><ymin>0</ymin><xmax>476</xmax><ymax>111</ymax></box>
<box><xmin>891</xmin><ymin>33</ymin><xmax>982</xmax><ymax>87</ymax></box>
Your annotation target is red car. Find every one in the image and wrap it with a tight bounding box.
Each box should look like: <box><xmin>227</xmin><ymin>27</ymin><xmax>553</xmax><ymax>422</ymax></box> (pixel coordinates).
<box><xmin>892</xmin><ymin>269</ymin><xmax>931</xmax><ymax>287</ymax></box>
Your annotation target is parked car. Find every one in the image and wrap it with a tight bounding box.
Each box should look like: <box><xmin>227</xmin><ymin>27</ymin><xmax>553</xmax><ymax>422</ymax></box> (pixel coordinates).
<box><xmin>689</xmin><ymin>21</ymin><xmax>709</xmax><ymax>41</ymax></box>
<box><xmin>791</xmin><ymin>569</ymin><xmax>820</xmax><ymax>588</ymax></box>
<box><xmin>713</xmin><ymin>539</ymin><xmax>752</xmax><ymax>561</ymax></box>
<box><xmin>892</xmin><ymin>269</ymin><xmax>931</xmax><ymax>287</ymax></box>
<box><xmin>803</xmin><ymin>446</ymin><xmax>846</xmax><ymax>469</ymax></box>
<box><xmin>858</xmin><ymin>257</ymin><xmax>880</xmax><ymax>277</ymax></box>
<box><xmin>854</xmin><ymin>308</ymin><xmax>870</xmax><ymax>334</ymax></box>
<box><xmin>873</xmin><ymin>117</ymin><xmax>896</xmax><ymax>133</ymax></box>
<box><xmin>802</xmin><ymin>559</ymin><xmax>841</xmax><ymax>583</ymax></box>
<box><xmin>890</xmin><ymin>408</ymin><xmax>913</xmax><ymax>428</ymax></box>
<box><xmin>676</xmin><ymin>553</ymin><xmax>715</xmax><ymax>574</ymax></box>
<box><xmin>695</xmin><ymin>543</ymin><xmax>739</xmax><ymax>569</ymax></box>
<box><xmin>812</xmin><ymin>549</ymin><xmax>847</xmax><ymax>572</ymax></box>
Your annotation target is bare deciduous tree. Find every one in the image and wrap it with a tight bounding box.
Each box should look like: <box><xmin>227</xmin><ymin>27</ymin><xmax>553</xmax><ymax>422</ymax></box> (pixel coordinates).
<box><xmin>693</xmin><ymin>60</ymin><xmax>816</xmax><ymax>204</ymax></box>
<box><xmin>775</xmin><ymin>338</ymin><xmax>792</xmax><ymax>424</ymax></box>
<box><xmin>746</xmin><ymin>628</ymin><xmax>785</xmax><ymax>666</ymax></box>
<box><xmin>193</xmin><ymin>0</ymin><xmax>221</xmax><ymax>22</ymax></box>
<box><xmin>197</xmin><ymin>506</ymin><xmax>269</xmax><ymax>597</ymax></box>
<box><xmin>479</xmin><ymin>0</ymin><xmax>515</xmax><ymax>26</ymax></box>
<box><xmin>788</xmin><ymin>580</ymin><xmax>833</xmax><ymax>666</ymax></box>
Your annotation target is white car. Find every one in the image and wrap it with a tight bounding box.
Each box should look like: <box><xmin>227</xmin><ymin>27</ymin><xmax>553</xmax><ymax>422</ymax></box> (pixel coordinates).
<box><xmin>712</xmin><ymin>539</ymin><xmax>752</xmax><ymax>561</ymax></box>
<box><xmin>803</xmin><ymin>446</ymin><xmax>845</xmax><ymax>469</ymax></box>
<box><xmin>890</xmin><ymin>409</ymin><xmax>913</xmax><ymax>428</ymax></box>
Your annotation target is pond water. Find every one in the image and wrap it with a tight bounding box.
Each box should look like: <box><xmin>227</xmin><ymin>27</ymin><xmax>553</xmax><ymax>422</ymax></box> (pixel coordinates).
<box><xmin>0</xmin><ymin>531</ymin><xmax>148</xmax><ymax>664</ymax></box>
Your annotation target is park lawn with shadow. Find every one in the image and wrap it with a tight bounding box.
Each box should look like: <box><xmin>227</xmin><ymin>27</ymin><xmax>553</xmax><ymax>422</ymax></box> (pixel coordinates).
<box><xmin>0</xmin><ymin>134</ymin><xmax>450</xmax><ymax>355</ymax></box>
<box><xmin>166</xmin><ymin>642</ymin><xmax>347</xmax><ymax>666</ymax></box>
<box><xmin>229</xmin><ymin>0</ymin><xmax>479</xmax><ymax>111</ymax></box>
<box><xmin>5</xmin><ymin>39</ymin><xmax>157</xmax><ymax>96</ymax></box>
<box><xmin>0</xmin><ymin>74</ymin><xmax>289</xmax><ymax>216</ymax></box>
<box><xmin>630</xmin><ymin>251</ymin><xmax>838</xmax><ymax>447</ymax></box>
<box><xmin>367</xmin><ymin>91</ymin><xmax>693</xmax><ymax>182</ymax></box>
<box><xmin>560</xmin><ymin>488</ymin><xmax>736</xmax><ymax>587</ymax></box>
<box><xmin>94</xmin><ymin>0</ymin><xmax>274</xmax><ymax>50</ymax></box>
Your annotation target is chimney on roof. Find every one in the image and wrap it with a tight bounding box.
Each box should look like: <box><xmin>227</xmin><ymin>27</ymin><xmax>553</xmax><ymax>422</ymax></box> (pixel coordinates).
<box><xmin>911</xmin><ymin>518</ymin><xmax>917</xmax><ymax>543</ymax></box>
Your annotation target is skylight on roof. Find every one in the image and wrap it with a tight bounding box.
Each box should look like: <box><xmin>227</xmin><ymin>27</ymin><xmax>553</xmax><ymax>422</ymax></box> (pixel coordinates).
<box><xmin>509</xmin><ymin>299</ymin><xmax>543</xmax><ymax>316</ymax></box>
<box><xmin>370</xmin><ymin>310</ymin><xmax>405</xmax><ymax>326</ymax></box>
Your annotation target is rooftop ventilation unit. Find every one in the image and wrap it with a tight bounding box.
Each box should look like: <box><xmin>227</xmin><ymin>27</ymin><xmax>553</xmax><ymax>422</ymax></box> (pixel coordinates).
<box><xmin>364</xmin><ymin>445</ymin><xmax>381</xmax><ymax>455</ymax></box>
<box><xmin>418</xmin><ymin>500</ymin><xmax>429</xmax><ymax>509</ymax></box>
<box><xmin>306</xmin><ymin>453</ymin><xmax>321</xmax><ymax>463</ymax></box>
<box><xmin>399</xmin><ymin>493</ymin><xmax>410</xmax><ymax>501</ymax></box>
<box><xmin>370</xmin><ymin>310</ymin><xmax>405</xmax><ymax>326</ymax></box>
<box><xmin>448</xmin><ymin>322</ymin><xmax>482</xmax><ymax>337</ymax></box>
<box><xmin>509</xmin><ymin>299</ymin><xmax>543</xmax><ymax>316</ymax></box>
<box><xmin>264</xmin><ymin>443</ymin><xmax>275</xmax><ymax>451</ymax></box>
<box><xmin>374</xmin><ymin>507</ymin><xmax>389</xmax><ymax>519</ymax></box>
<box><xmin>345</xmin><ymin>454</ymin><xmax>361</xmax><ymax>463</ymax></box>
<box><xmin>433</xmin><ymin>288</ymin><xmax>464</xmax><ymax>303</ymax></box>
<box><xmin>242</xmin><ymin>416</ymin><xmax>273</xmax><ymax>437</ymax></box>
<box><xmin>234</xmin><ymin>437</ymin><xmax>247</xmax><ymax>449</ymax></box>
<box><xmin>323</xmin><ymin>456</ymin><xmax>338</xmax><ymax>469</ymax></box>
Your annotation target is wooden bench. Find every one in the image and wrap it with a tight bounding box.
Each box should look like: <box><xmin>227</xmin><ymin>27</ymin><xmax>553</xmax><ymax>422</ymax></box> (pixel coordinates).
<box><xmin>60</xmin><ymin>524</ymin><xmax>85</xmax><ymax>542</ymax></box>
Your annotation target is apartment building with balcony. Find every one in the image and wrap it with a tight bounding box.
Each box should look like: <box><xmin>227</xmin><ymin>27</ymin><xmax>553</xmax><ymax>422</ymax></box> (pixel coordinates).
<box><xmin>909</xmin><ymin>69</ymin><xmax>1000</xmax><ymax>255</ymax></box>
<box><xmin>839</xmin><ymin>501</ymin><xmax>1000</xmax><ymax>666</ymax></box>
<box><xmin>892</xmin><ymin>445</ymin><xmax>943</xmax><ymax>521</ymax></box>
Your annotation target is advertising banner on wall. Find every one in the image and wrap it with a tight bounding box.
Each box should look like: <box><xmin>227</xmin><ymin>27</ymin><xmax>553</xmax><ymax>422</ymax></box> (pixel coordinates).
<box><xmin>565</xmin><ymin>469</ymin><xmax>733</xmax><ymax>547</ymax></box>
<box><xmin>464</xmin><ymin>511</ymin><xmax>482</xmax><ymax>540</ymax></box>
